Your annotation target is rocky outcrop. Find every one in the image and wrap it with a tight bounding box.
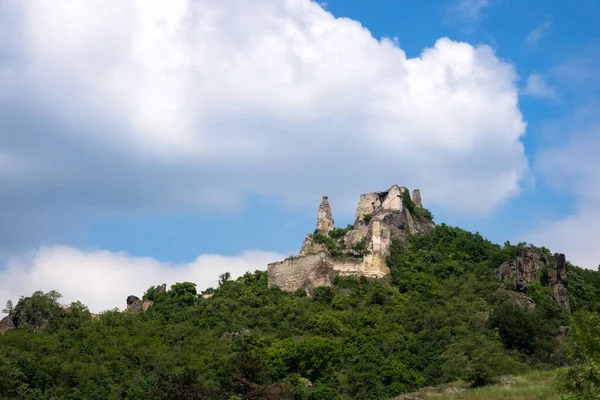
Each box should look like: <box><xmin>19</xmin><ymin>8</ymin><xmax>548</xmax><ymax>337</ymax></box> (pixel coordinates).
<box><xmin>126</xmin><ymin>295</ymin><xmax>153</xmax><ymax>313</ymax></box>
<box><xmin>493</xmin><ymin>288</ymin><xmax>536</xmax><ymax>311</ymax></box>
<box><xmin>269</xmin><ymin>185</ymin><xmax>436</xmax><ymax>293</ymax></box>
<box><xmin>549</xmin><ymin>253</ymin><xmax>571</xmax><ymax>312</ymax></box>
<box><xmin>0</xmin><ymin>295</ymin><xmax>62</xmax><ymax>333</ymax></box>
<box><xmin>221</xmin><ymin>328</ymin><xmax>250</xmax><ymax>341</ymax></box>
<box><xmin>496</xmin><ymin>247</ymin><xmax>571</xmax><ymax>312</ymax></box>
<box><xmin>317</xmin><ymin>196</ymin><xmax>334</xmax><ymax>234</ymax></box>
<box><xmin>299</xmin><ymin>197</ymin><xmax>336</xmax><ymax>255</ymax></box>
<box><xmin>125</xmin><ymin>283</ymin><xmax>166</xmax><ymax>313</ymax></box>
<box><xmin>0</xmin><ymin>315</ymin><xmax>15</xmax><ymax>334</ymax></box>
<box><xmin>497</xmin><ymin>247</ymin><xmax>548</xmax><ymax>294</ymax></box>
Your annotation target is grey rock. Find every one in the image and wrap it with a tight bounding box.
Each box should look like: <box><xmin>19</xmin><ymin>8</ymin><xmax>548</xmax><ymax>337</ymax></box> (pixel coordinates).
<box><xmin>126</xmin><ymin>295</ymin><xmax>153</xmax><ymax>313</ymax></box>
<box><xmin>493</xmin><ymin>288</ymin><xmax>536</xmax><ymax>311</ymax></box>
<box><xmin>316</xmin><ymin>196</ymin><xmax>334</xmax><ymax>234</ymax></box>
<box><xmin>498</xmin><ymin>376</ymin><xmax>516</xmax><ymax>386</ymax></box>
<box><xmin>412</xmin><ymin>189</ymin><xmax>423</xmax><ymax>208</ymax></box>
<box><xmin>156</xmin><ymin>283</ymin><xmax>167</xmax><ymax>294</ymax></box>
<box><xmin>549</xmin><ymin>253</ymin><xmax>571</xmax><ymax>312</ymax></box>
<box><xmin>0</xmin><ymin>315</ymin><xmax>15</xmax><ymax>334</ymax></box>
<box><xmin>497</xmin><ymin>247</ymin><xmax>571</xmax><ymax>312</ymax></box>
<box><xmin>221</xmin><ymin>328</ymin><xmax>250</xmax><ymax>340</ymax></box>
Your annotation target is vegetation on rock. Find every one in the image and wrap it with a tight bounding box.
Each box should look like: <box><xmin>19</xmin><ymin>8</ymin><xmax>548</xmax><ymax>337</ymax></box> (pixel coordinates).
<box><xmin>312</xmin><ymin>228</ymin><xmax>367</xmax><ymax>259</ymax></box>
<box><xmin>401</xmin><ymin>189</ymin><xmax>433</xmax><ymax>221</ymax></box>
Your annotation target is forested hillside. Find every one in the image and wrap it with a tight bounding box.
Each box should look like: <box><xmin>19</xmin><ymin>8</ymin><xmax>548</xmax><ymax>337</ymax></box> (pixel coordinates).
<box><xmin>1</xmin><ymin>224</ymin><xmax>600</xmax><ymax>400</ymax></box>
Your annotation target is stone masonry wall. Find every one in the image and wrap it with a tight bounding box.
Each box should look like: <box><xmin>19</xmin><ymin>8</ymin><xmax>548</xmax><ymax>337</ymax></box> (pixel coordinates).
<box><xmin>268</xmin><ymin>253</ymin><xmax>336</xmax><ymax>293</ymax></box>
<box><xmin>268</xmin><ymin>184</ymin><xmax>434</xmax><ymax>293</ymax></box>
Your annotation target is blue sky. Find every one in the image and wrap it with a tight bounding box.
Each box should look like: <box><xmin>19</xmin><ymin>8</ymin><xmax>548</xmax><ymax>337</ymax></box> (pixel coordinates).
<box><xmin>0</xmin><ymin>0</ymin><xmax>599</xmax><ymax>312</ymax></box>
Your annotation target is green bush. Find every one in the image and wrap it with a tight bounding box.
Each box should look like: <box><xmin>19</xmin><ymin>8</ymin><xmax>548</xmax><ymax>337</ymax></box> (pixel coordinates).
<box><xmin>328</xmin><ymin>224</ymin><xmax>353</xmax><ymax>239</ymax></box>
<box><xmin>312</xmin><ymin>233</ymin><xmax>338</xmax><ymax>252</ymax></box>
<box><xmin>362</xmin><ymin>213</ymin><xmax>372</xmax><ymax>224</ymax></box>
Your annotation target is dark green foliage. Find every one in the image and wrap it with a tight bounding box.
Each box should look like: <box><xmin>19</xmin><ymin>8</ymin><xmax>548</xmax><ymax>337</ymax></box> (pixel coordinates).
<box><xmin>313</xmin><ymin>231</ymin><xmax>364</xmax><ymax>259</ymax></box>
<box><xmin>362</xmin><ymin>213</ymin><xmax>372</xmax><ymax>224</ymax></box>
<box><xmin>329</xmin><ymin>225</ymin><xmax>353</xmax><ymax>239</ymax></box>
<box><xmin>143</xmin><ymin>285</ymin><xmax>167</xmax><ymax>301</ymax></box>
<box><xmin>567</xmin><ymin>264</ymin><xmax>600</xmax><ymax>313</ymax></box>
<box><xmin>351</xmin><ymin>238</ymin><xmax>369</xmax><ymax>256</ymax></box>
<box><xmin>440</xmin><ymin>330</ymin><xmax>526</xmax><ymax>387</ymax></box>
<box><xmin>311</xmin><ymin>233</ymin><xmax>337</xmax><ymax>252</ymax></box>
<box><xmin>9</xmin><ymin>290</ymin><xmax>64</xmax><ymax>333</ymax></box>
<box><xmin>487</xmin><ymin>299</ymin><xmax>564</xmax><ymax>361</ymax></box>
<box><xmin>1</xmin><ymin>224</ymin><xmax>600</xmax><ymax>398</ymax></box>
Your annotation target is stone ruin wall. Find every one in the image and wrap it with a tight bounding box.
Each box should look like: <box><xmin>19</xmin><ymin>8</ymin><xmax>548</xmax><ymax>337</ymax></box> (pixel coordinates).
<box><xmin>268</xmin><ymin>185</ymin><xmax>434</xmax><ymax>293</ymax></box>
<box><xmin>354</xmin><ymin>185</ymin><xmax>407</xmax><ymax>222</ymax></box>
<box><xmin>268</xmin><ymin>253</ymin><xmax>365</xmax><ymax>294</ymax></box>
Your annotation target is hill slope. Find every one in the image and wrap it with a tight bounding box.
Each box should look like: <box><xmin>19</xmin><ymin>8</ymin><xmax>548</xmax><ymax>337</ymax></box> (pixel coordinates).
<box><xmin>1</xmin><ymin>224</ymin><xmax>599</xmax><ymax>399</ymax></box>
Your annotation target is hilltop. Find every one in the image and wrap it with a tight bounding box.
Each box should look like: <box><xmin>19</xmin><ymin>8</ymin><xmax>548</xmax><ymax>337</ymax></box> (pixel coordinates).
<box><xmin>1</xmin><ymin>185</ymin><xmax>600</xmax><ymax>399</ymax></box>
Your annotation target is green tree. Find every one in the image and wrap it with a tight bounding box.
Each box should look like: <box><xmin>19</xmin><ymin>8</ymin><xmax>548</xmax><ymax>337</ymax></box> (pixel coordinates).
<box><xmin>10</xmin><ymin>290</ymin><xmax>63</xmax><ymax>333</ymax></box>
<box><xmin>558</xmin><ymin>312</ymin><xmax>600</xmax><ymax>399</ymax></box>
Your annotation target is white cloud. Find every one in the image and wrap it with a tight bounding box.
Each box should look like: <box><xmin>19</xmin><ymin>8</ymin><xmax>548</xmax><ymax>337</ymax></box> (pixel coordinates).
<box><xmin>0</xmin><ymin>0</ymin><xmax>528</xmax><ymax>250</ymax></box>
<box><xmin>445</xmin><ymin>0</ymin><xmax>491</xmax><ymax>29</ymax></box>
<box><xmin>457</xmin><ymin>0</ymin><xmax>490</xmax><ymax>21</ymax></box>
<box><xmin>521</xmin><ymin>110</ymin><xmax>600</xmax><ymax>269</ymax></box>
<box><xmin>0</xmin><ymin>245</ymin><xmax>283</xmax><ymax>315</ymax></box>
<box><xmin>523</xmin><ymin>207</ymin><xmax>600</xmax><ymax>270</ymax></box>
<box><xmin>526</xmin><ymin>18</ymin><xmax>552</xmax><ymax>45</ymax></box>
<box><xmin>522</xmin><ymin>73</ymin><xmax>556</xmax><ymax>99</ymax></box>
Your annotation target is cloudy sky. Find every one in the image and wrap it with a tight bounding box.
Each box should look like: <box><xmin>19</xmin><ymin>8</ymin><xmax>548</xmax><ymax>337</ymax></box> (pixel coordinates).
<box><xmin>1</xmin><ymin>0</ymin><xmax>599</xmax><ymax>313</ymax></box>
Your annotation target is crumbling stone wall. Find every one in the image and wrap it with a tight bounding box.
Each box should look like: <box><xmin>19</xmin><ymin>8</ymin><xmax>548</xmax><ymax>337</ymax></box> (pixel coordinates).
<box><xmin>268</xmin><ymin>253</ymin><xmax>336</xmax><ymax>293</ymax></box>
<box><xmin>354</xmin><ymin>185</ymin><xmax>408</xmax><ymax>222</ymax></box>
<box><xmin>412</xmin><ymin>189</ymin><xmax>423</xmax><ymax>208</ymax></box>
<box><xmin>268</xmin><ymin>184</ymin><xmax>435</xmax><ymax>293</ymax></box>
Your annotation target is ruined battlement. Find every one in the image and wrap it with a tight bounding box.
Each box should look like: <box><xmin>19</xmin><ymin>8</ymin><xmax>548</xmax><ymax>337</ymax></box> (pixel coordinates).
<box><xmin>268</xmin><ymin>185</ymin><xmax>436</xmax><ymax>293</ymax></box>
<box><xmin>354</xmin><ymin>184</ymin><xmax>407</xmax><ymax>222</ymax></box>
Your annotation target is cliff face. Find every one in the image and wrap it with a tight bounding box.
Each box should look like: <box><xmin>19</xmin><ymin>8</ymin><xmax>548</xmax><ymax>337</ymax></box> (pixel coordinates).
<box><xmin>269</xmin><ymin>185</ymin><xmax>435</xmax><ymax>293</ymax></box>
<box><xmin>549</xmin><ymin>253</ymin><xmax>571</xmax><ymax>311</ymax></box>
<box><xmin>497</xmin><ymin>247</ymin><xmax>571</xmax><ymax>312</ymax></box>
<box><xmin>497</xmin><ymin>247</ymin><xmax>547</xmax><ymax>294</ymax></box>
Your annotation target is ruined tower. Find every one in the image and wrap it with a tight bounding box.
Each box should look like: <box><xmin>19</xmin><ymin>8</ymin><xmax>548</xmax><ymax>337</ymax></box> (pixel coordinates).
<box><xmin>268</xmin><ymin>185</ymin><xmax>436</xmax><ymax>293</ymax></box>
<box><xmin>316</xmin><ymin>196</ymin><xmax>334</xmax><ymax>234</ymax></box>
<box><xmin>412</xmin><ymin>189</ymin><xmax>423</xmax><ymax>208</ymax></box>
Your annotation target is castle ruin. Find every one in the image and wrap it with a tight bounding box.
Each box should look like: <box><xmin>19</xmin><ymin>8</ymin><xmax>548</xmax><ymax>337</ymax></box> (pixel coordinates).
<box><xmin>268</xmin><ymin>185</ymin><xmax>436</xmax><ymax>293</ymax></box>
